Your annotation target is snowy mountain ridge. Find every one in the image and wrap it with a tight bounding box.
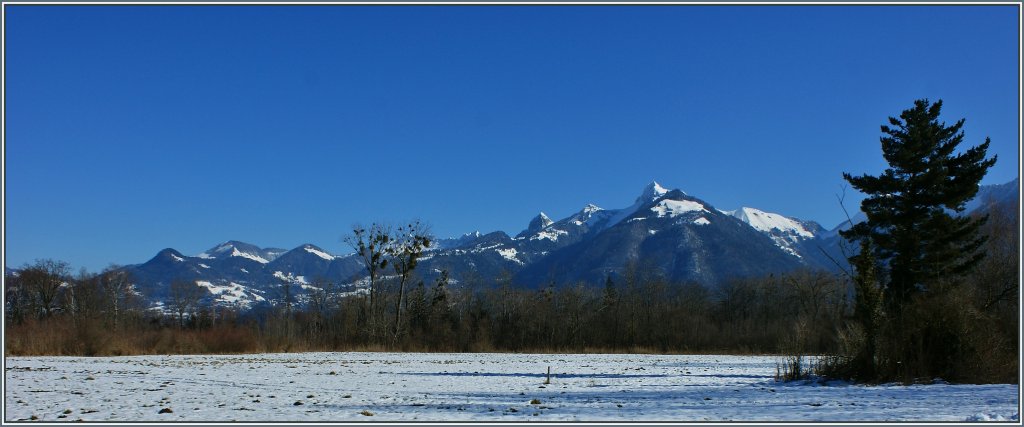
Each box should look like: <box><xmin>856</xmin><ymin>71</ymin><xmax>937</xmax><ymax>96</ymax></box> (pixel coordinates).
<box><xmin>108</xmin><ymin>178</ymin><xmax>1016</xmax><ymax>311</ymax></box>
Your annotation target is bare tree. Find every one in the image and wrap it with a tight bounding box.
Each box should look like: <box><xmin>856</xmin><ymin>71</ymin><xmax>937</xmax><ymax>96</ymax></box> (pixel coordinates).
<box><xmin>306</xmin><ymin>278</ymin><xmax>338</xmax><ymax>346</ymax></box>
<box><xmin>4</xmin><ymin>270</ymin><xmax>29</xmax><ymax>324</ymax></box>
<box><xmin>19</xmin><ymin>259</ymin><xmax>71</xmax><ymax>318</ymax></box>
<box><xmin>99</xmin><ymin>266</ymin><xmax>135</xmax><ymax>330</ymax></box>
<box><xmin>345</xmin><ymin>223</ymin><xmax>392</xmax><ymax>319</ymax></box>
<box><xmin>168</xmin><ymin>280</ymin><xmax>204</xmax><ymax>329</ymax></box>
<box><xmin>388</xmin><ymin>220</ymin><xmax>432</xmax><ymax>341</ymax></box>
<box><xmin>64</xmin><ymin>268</ymin><xmax>102</xmax><ymax>324</ymax></box>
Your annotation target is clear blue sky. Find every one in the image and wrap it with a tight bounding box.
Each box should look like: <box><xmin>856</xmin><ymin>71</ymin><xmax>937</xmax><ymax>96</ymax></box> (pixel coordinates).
<box><xmin>5</xmin><ymin>5</ymin><xmax>1019</xmax><ymax>272</ymax></box>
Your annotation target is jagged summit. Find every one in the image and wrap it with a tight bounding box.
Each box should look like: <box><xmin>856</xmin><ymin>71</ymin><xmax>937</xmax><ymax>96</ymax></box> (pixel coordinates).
<box><xmin>518</xmin><ymin>212</ymin><xmax>555</xmax><ymax>238</ymax></box>
<box><xmin>536</xmin><ymin>212</ymin><xmax>553</xmax><ymax>228</ymax></box>
<box><xmin>637</xmin><ymin>181</ymin><xmax>671</xmax><ymax>204</ymax></box>
<box><xmin>600</xmin><ymin>181</ymin><xmax>687</xmax><ymax>231</ymax></box>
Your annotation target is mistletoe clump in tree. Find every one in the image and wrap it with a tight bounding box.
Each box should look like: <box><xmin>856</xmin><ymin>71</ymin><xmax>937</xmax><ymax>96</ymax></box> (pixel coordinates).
<box><xmin>841</xmin><ymin>99</ymin><xmax>997</xmax><ymax>381</ymax></box>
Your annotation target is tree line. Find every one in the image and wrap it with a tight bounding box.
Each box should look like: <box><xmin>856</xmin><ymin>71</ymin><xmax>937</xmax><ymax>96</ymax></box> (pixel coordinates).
<box><xmin>4</xmin><ymin>256</ymin><xmax>849</xmax><ymax>356</ymax></box>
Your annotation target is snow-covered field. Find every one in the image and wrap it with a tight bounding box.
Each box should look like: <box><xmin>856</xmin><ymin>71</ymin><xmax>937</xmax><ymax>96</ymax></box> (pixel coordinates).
<box><xmin>4</xmin><ymin>352</ymin><xmax>1019</xmax><ymax>422</ymax></box>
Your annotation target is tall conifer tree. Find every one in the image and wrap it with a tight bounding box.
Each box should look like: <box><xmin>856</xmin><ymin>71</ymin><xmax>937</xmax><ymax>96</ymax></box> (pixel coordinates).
<box><xmin>842</xmin><ymin>99</ymin><xmax>997</xmax><ymax>311</ymax></box>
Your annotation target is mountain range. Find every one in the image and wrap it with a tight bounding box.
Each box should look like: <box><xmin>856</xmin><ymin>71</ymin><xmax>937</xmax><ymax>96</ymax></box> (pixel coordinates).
<box><xmin>107</xmin><ymin>178</ymin><xmax>1018</xmax><ymax>310</ymax></box>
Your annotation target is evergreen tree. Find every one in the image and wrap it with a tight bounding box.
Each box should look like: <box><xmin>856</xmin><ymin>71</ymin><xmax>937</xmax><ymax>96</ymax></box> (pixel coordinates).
<box><xmin>849</xmin><ymin>239</ymin><xmax>882</xmax><ymax>379</ymax></box>
<box><xmin>842</xmin><ymin>99</ymin><xmax>996</xmax><ymax>311</ymax></box>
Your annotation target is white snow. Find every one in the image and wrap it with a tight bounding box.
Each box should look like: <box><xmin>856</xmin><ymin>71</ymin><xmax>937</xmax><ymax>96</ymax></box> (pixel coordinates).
<box><xmin>240</xmin><ymin>268</ymin><xmax>249</xmax><ymax>274</ymax></box>
<box><xmin>304</xmin><ymin>246</ymin><xmax>335</xmax><ymax>261</ymax></box>
<box><xmin>604</xmin><ymin>202</ymin><xmax>644</xmax><ymax>230</ymax></box>
<box><xmin>569</xmin><ymin>204</ymin><xmax>610</xmax><ymax>227</ymax></box>
<box><xmin>4</xmin><ymin>353</ymin><xmax>1017</xmax><ymax>422</ymax></box>
<box><xmin>496</xmin><ymin>248</ymin><xmax>523</xmax><ymax>265</ymax></box>
<box><xmin>601</xmin><ymin>182</ymin><xmax>664</xmax><ymax>231</ymax></box>
<box><xmin>642</xmin><ymin>181</ymin><xmax>671</xmax><ymax>202</ymax></box>
<box><xmin>726</xmin><ymin>207</ymin><xmax>815</xmax><ymax>258</ymax></box>
<box><xmin>650</xmin><ymin>199</ymin><xmax>709</xmax><ymax>218</ymax></box>
<box><xmin>648</xmin><ymin>229</ymin><xmax>658</xmax><ymax>235</ymax></box>
<box><xmin>273</xmin><ymin>271</ymin><xmax>309</xmax><ymax>285</ymax></box>
<box><xmin>196</xmin><ymin>280</ymin><xmax>240</xmax><ymax>295</ymax></box>
<box><xmin>729</xmin><ymin>207</ymin><xmax>814</xmax><ymax>239</ymax></box>
<box><xmin>195</xmin><ymin>252</ymin><xmax>214</xmax><ymax>259</ymax></box>
<box><xmin>195</xmin><ymin>281</ymin><xmax>264</xmax><ymax>306</ymax></box>
<box><xmin>198</xmin><ymin>263</ymin><xmax>210</xmax><ymax>269</ymax></box>
<box><xmin>469</xmin><ymin>244</ymin><xmax>503</xmax><ymax>254</ymax></box>
<box><xmin>530</xmin><ymin>228</ymin><xmax>568</xmax><ymax>242</ymax></box>
<box><xmin>602</xmin><ymin>182</ymin><xmax>687</xmax><ymax>230</ymax></box>
<box><xmin>170</xmin><ymin>254</ymin><xmax>185</xmax><ymax>262</ymax></box>
<box><xmin>230</xmin><ymin>248</ymin><xmax>269</xmax><ymax>264</ymax></box>
<box><xmin>536</xmin><ymin>212</ymin><xmax>554</xmax><ymax>228</ymax></box>
<box><xmin>693</xmin><ymin>217</ymin><xmax>711</xmax><ymax>226</ymax></box>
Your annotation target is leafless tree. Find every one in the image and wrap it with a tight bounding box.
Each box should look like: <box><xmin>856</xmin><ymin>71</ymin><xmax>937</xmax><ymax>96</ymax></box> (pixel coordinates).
<box><xmin>19</xmin><ymin>259</ymin><xmax>70</xmax><ymax>318</ymax></box>
<box><xmin>99</xmin><ymin>266</ymin><xmax>135</xmax><ymax>330</ymax></box>
<box><xmin>4</xmin><ymin>270</ymin><xmax>29</xmax><ymax>324</ymax></box>
<box><xmin>168</xmin><ymin>279</ymin><xmax>204</xmax><ymax>328</ymax></box>
<box><xmin>388</xmin><ymin>220</ymin><xmax>432</xmax><ymax>341</ymax></box>
<box><xmin>64</xmin><ymin>268</ymin><xmax>103</xmax><ymax>324</ymax></box>
<box><xmin>345</xmin><ymin>223</ymin><xmax>392</xmax><ymax>325</ymax></box>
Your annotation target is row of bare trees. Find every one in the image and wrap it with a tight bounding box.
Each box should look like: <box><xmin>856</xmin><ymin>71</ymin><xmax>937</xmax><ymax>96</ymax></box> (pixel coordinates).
<box><xmin>226</xmin><ymin>262</ymin><xmax>851</xmax><ymax>355</ymax></box>
<box><xmin>5</xmin><ymin>261</ymin><xmax>138</xmax><ymax>327</ymax></box>
<box><xmin>3</xmin><ymin>255</ymin><xmax>849</xmax><ymax>356</ymax></box>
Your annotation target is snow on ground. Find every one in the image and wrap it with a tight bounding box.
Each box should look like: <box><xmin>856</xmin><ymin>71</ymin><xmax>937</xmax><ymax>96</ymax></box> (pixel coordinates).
<box><xmin>530</xmin><ymin>228</ymin><xmax>568</xmax><ymax>242</ymax></box>
<box><xmin>729</xmin><ymin>207</ymin><xmax>815</xmax><ymax>238</ymax></box>
<box><xmin>273</xmin><ymin>271</ymin><xmax>309</xmax><ymax>285</ymax></box>
<box><xmin>3</xmin><ymin>353</ymin><xmax>1018</xmax><ymax>422</ymax></box>
<box><xmin>195</xmin><ymin>281</ymin><xmax>264</xmax><ymax>305</ymax></box>
<box><xmin>496</xmin><ymin>248</ymin><xmax>523</xmax><ymax>265</ymax></box>
<box><xmin>304</xmin><ymin>246</ymin><xmax>336</xmax><ymax>261</ymax></box>
<box><xmin>651</xmin><ymin>200</ymin><xmax>709</xmax><ymax>218</ymax></box>
<box><xmin>231</xmin><ymin>248</ymin><xmax>269</xmax><ymax>264</ymax></box>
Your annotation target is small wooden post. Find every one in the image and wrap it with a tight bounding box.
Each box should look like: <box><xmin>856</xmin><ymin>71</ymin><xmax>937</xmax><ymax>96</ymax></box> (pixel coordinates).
<box><xmin>544</xmin><ymin>366</ymin><xmax>551</xmax><ymax>384</ymax></box>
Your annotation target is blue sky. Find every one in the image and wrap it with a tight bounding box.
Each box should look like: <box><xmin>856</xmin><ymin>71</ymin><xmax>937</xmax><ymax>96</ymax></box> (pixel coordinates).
<box><xmin>5</xmin><ymin>5</ymin><xmax>1019</xmax><ymax>272</ymax></box>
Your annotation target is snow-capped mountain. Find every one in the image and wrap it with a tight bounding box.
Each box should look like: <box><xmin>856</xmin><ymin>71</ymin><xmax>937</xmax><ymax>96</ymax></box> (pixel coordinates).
<box><xmin>723</xmin><ymin>207</ymin><xmax>825</xmax><ymax>258</ymax></box>
<box><xmin>965</xmin><ymin>177</ymin><xmax>1018</xmax><ymax>215</ymax></box>
<box><xmin>110</xmin><ymin>178</ymin><xmax>1017</xmax><ymax>310</ymax></box>
<box><xmin>122</xmin><ymin>241</ymin><xmax>363</xmax><ymax>309</ymax></box>
<box><xmin>514</xmin><ymin>185</ymin><xmax>809</xmax><ymax>286</ymax></box>
<box><xmin>196</xmin><ymin>240</ymin><xmax>286</xmax><ymax>264</ymax></box>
